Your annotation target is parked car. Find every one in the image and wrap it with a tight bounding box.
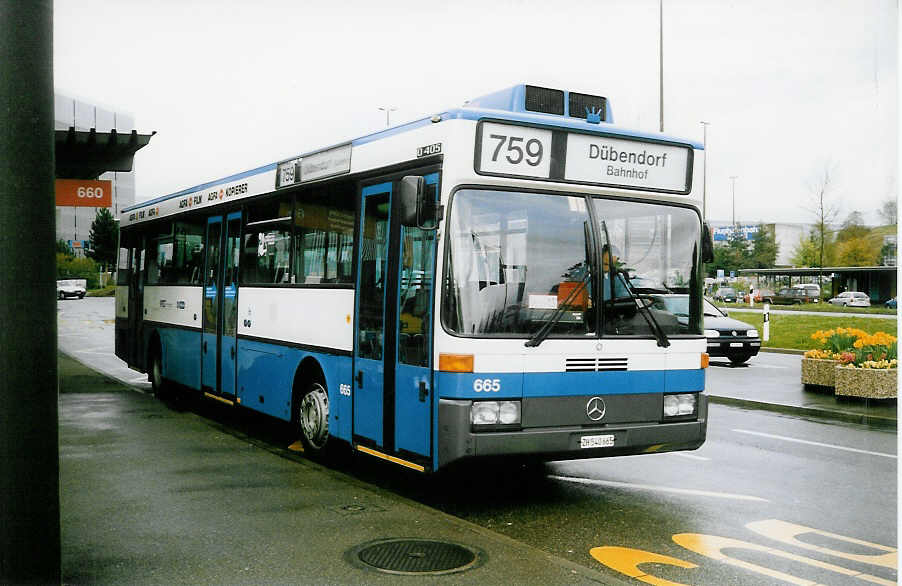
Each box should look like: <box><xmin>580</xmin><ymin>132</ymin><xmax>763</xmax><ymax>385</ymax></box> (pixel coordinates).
<box><xmin>648</xmin><ymin>295</ymin><xmax>760</xmax><ymax>365</ymax></box>
<box><xmin>792</xmin><ymin>283</ymin><xmax>821</xmax><ymax>301</ymax></box>
<box><xmin>772</xmin><ymin>287</ymin><xmax>817</xmax><ymax>305</ymax></box>
<box><xmin>885</xmin><ymin>297</ymin><xmax>897</xmax><ymax>309</ymax></box>
<box><xmin>743</xmin><ymin>288</ymin><xmax>774</xmax><ymax>304</ymax></box>
<box><xmin>57</xmin><ymin>279</ymin><xmax>86</xmax><ymax>300</ymax></box>
<box><xmin>702</xmin><ymin>297</ymin><xmax>760</xmax><ymax>364</ymax></box>
<box><xmin>712</xmin><ymin>287</ymin><xmax>738</xmax><ymax>303</ymax></box>
<box><xmin>828</xmin><ymin>291</ymin><xmax>871</xmax><ymax>307</ymax></box>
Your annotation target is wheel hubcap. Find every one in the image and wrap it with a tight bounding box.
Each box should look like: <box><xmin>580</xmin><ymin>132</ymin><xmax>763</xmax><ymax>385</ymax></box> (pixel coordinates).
<box><xmin>300</xmin><ymin>384</ymin><xmax>329</xmax><ymax>450</ymax></box>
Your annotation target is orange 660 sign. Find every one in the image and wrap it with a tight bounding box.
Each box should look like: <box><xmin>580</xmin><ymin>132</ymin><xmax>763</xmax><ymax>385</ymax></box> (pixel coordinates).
<box><xmin>55</xmin><ymin>179</ymin><xmax>112</xmax><ymax>207</ymax></box>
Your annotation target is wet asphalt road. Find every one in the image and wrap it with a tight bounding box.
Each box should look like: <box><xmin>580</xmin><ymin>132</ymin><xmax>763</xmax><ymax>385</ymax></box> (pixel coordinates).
<box><xmin>59</xmin><ymin>298</ymin><xmax>897</xmax><ymax>584</ymax></box>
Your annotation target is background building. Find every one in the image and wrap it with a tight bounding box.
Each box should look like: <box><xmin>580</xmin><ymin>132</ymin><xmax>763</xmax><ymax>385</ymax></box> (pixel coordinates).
<box><xmin>708</xmin><ymin>220</ymin><xmax>813</xmax><ymax>267</ymax></box>
<box><xmin>54</xmin><ymin>92</ymin><xmax>139</xmax><ymax>254</ymax></box>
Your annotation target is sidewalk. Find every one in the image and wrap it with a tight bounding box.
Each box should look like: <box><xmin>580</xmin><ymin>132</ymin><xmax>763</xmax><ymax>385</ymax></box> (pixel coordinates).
<box><xmin>707</xmin><ymin>348</ymin><xmax>897</xmax><ymax>429</ymax></box>
<box><xmin>58</xmin><ymin>352</ymin><xmax>619</xmax><ymax>585</ymax></box>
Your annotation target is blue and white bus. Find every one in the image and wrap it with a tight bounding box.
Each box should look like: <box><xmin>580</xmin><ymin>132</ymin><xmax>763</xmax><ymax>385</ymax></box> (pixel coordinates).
<box><xmin>116</xmin><ymin>84</ymin><xmax>713</xmax><ymax>472</ymax></box>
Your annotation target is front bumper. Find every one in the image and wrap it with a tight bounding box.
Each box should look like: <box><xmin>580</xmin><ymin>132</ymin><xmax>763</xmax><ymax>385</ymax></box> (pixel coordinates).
<box><xmin>706</xmin><ymin>337</ymin><xmax>761</xmax><ymax>358</ymax></box>
<box><xmin>437</xmin><ymin>394</ymin><xmax>708</xmax><ymax>468</ymax></box>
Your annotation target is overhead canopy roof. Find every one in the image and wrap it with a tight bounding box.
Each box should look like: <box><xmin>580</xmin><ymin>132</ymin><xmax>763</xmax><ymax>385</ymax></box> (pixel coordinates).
<box><xmin>55</xmin><ymin>127</ymin><xmax>155</xmax><ymax>179</ymax></box>
<box><xmin>740</xmin><ymin>266</ymin><xmax>895</xmax><ymax>276</ymax></box>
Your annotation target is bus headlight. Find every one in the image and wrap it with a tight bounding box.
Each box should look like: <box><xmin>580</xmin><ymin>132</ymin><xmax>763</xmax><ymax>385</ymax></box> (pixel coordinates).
<box><xmin>470</xmin><ymin>400</ymin><xmax>521</xmax><ymax>426</ymax></box>
<box><xmin>663</xmin><ymin>393</ymin><xmax>697</xmax><ymax>419</ymax></box>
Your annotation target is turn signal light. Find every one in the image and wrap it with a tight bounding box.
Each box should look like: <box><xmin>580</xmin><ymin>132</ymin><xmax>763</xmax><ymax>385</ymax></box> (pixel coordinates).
<box><xmin>439</xmin><ymin>353</ymin><xmax>474</xmax><ymax>373</ymax></box>
<box><xmin>701</xmin><ymin>353</ymin><xmax>710</xmax><ymax>369</ymax></box>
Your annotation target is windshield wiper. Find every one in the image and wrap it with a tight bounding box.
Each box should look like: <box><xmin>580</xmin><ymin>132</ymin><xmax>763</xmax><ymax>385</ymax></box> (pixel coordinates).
<box><xmin>619</xmin><ymin>270</ymin><xmax>671</xmax><ymax>348</ymax></box>
<box><xmin>524</xmin><ymin>269</ymin><xmax>591</xmax><ymax>348</ymax></box>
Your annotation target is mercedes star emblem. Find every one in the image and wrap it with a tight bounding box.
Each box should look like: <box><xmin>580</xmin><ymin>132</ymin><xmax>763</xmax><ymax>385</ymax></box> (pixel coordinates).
<box><xmin>586</xmin><ymin>396</ymin><xmax>606</xmax><ymax>421</ymax></box>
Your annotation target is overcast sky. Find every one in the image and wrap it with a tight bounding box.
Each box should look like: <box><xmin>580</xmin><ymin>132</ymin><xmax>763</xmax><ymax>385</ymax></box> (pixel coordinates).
<box><xmin>54</xmin><ymin>0</ymin><xmax>897</xmax><ymax>226</ymax></box>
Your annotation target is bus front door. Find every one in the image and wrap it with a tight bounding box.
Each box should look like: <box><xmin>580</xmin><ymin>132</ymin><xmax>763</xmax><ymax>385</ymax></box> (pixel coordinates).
<box><xmin>202</xmin><ymin>212</ymin><xmax>241</xmax><ymax>399</ymax></box>
<box><xmin>393</xmin><ymin>172</ymin><xmax>438</xmax><ymax>459</ymax></box>
<box><xmin>354</xmin><ymin>174</ymin><xmax>437</xmax><ymax>464</ymax></box>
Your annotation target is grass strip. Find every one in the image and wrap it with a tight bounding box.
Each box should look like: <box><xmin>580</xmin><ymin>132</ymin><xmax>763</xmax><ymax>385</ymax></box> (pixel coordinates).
<box><xmin>720</xmin><ymin>312</ymin><xmax>898</xmax><ymax>351</ymax></box>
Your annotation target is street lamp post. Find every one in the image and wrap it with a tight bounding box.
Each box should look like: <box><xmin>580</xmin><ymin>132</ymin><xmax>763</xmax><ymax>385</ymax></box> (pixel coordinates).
<box><xmin>378</xmin><ymin>106</ymin><xmax>397</xmax><ymax>128</ymax></box>
<box><xmin>700</xmin><ymin>121</ymin><xmax>709</xmax><ymax>219</ymax></box>
<box><xmin>729</xmin><ymin>175</ymin><xmax>738</xmax><ymax>228</ymax></box>
<box><xmin>659</xmin><ymin>0</ymin><xmax>664</xmax><ymax>133</ymax></box>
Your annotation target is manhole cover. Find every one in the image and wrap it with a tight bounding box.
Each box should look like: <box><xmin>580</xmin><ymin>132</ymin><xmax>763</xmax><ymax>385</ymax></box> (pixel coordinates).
<box><xmin>351</xmin><ymin>538</ymin><xmax>481</xmax><ymax>575</ymax></box>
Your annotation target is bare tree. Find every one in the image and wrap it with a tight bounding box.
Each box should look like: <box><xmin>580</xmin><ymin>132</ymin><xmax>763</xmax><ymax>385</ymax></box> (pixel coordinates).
<box><xmin>879</xmin><ymin>198</ymin><xmax>897</xmax><ymax>225</ymax></box>
<box><xmin>804</xmin><ymin>162</ymin><xmax>840</xmax><ymax>271</ymax></box>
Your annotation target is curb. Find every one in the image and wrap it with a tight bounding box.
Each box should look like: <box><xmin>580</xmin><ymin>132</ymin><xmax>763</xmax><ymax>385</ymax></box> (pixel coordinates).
<box><xmin>708</xmin><ymin>395</ymin><xmax>897</xmax><ymax>429</ymax></box>
<box><xmin>760</xmin><ymin>347</ymin><xmax>805</xmax><ymax>355</ymax></box>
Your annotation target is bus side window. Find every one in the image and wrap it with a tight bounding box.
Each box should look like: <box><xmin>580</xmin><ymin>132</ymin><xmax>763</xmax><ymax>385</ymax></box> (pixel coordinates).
<box><xmin>294</xmin><ymin>183</ymin><xmax>355</xmax><ymax>285</ymax></box>
<box><xmin>242</xmin><ymin>196</ymin><xmax>291</xmax><ymax>285</ymax></box>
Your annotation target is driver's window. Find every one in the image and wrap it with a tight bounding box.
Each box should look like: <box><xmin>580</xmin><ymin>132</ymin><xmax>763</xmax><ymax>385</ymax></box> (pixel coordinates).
<box><xmin>397</xmin><ymin>226</ymin><xmax>435</xmax><ymax>367</ymax></box>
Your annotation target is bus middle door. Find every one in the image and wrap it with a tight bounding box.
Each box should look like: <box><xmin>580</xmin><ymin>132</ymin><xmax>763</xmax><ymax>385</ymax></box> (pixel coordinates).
<box><xmin>202</xmin><ymin>212</ymin><xmax>241</xmax><ymax>400</ymax></box>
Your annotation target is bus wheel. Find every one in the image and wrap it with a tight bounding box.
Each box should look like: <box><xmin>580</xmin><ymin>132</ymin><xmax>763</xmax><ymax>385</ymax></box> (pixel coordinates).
<box><xmin>298</xmin><ymin>381</ymin><xmax>330</xmax><ymax>457</ymax></box>
<box><xmin>150</xmin><ymin>350</ymin><xmax>170</xmax><ymax>399</ymax></box>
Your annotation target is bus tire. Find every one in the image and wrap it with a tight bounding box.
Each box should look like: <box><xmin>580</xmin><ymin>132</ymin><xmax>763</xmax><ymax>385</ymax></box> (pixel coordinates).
<box><xmin>149</xmin><ymin>347</ymin><xmax>171</xmax><ymax>400</ymax></box>
<box><xmin>297</xmin><ymin>380</ymin><xmax>330</xmax><ymax>458</ymax></box>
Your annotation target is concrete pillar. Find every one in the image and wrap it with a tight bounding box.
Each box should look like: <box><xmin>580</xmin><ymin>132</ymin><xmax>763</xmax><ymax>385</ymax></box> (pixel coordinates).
<box><xmin>0</xmin><ymin>1</ymin><xmax>61</xmax><ymax>583</ymax></box>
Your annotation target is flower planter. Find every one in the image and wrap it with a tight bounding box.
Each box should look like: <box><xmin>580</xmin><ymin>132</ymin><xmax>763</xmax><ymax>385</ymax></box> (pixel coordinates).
<box><xmin>834</xmin><ymin>366</ymin><xmax>898</xmax><ymax>399</ymax></box>
<box><xmin>801</xmin><ymin>358</ymin><xmax>839</xmax><ymax>388</ymax></box>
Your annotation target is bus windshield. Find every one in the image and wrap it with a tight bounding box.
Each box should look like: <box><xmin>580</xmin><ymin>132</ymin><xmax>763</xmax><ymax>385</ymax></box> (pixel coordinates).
<box><xmin>442</xmin><ymin>188</ymin><xmax>702</xmax><ymax>338</ymax></box>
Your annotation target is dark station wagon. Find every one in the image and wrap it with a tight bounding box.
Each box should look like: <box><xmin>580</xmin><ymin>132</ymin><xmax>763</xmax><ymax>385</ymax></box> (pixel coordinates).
<box><xmin>772</xmin><ymin>287</ymin><xmax>817</xmax><ymax>305</ymax></box>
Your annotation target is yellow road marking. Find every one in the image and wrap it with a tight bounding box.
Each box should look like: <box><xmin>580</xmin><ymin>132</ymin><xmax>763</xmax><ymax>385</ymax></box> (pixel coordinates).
<box><xmin>747</xmin><ymin>519</ymin><xmax>897</xmax><ymax>570</ymax></box>
<box><xmin>589</xmin><ymin>545</ymin><xmax>696</xmax><ymax>586</ymax></box>
<box><xmin>673</xmin><ymin>532</ymin><xmax>894</xmax><ymax>586</ymax></box>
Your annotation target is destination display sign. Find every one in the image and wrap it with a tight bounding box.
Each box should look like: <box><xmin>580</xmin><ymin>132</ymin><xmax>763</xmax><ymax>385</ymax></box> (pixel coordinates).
<box><xmin>477</xmin><ymin>122</ymin><xmax>552</xmax><ymax>179</ymax></box>
<box><xmin>475</xmin><ymin>122</ymin><xmax>692</xmax><ymax>194</ymax></box>
<box><xmin>276</xmin><ymin>144</ymin><xmax>352</xmax><ymax>189</ymax></box>
<box><xmin>565</xmin><ymin>134</ymin><xmax>691</xmax><ymax>193</ymax></box>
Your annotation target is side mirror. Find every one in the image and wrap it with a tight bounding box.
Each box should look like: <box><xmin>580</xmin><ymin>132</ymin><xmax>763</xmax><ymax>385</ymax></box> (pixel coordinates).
<box><xmin>701</xmin><ymin>222</ymin><xmax>714</xmax><ymax>263</ymax></box>
<box><xmin>398</xmin><ymin>176</ymin><xmax>424</xmax><ymax>227</ymax></box>
<box><xmin>399</xmin><ymin>175</ymin><xmax>442</xmax><ymax>230</ymax></box>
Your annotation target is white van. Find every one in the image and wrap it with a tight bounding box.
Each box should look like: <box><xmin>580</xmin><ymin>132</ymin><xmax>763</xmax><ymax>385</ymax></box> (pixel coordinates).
<box><xmin>57</xmin><ymin>279</ymin><xmax>87</xmax><ymax>299</ymax></box>
<box><xmin>792</xmin><ymin>283</ymin><xmax>820</xmax><ymax>301</ymax></box>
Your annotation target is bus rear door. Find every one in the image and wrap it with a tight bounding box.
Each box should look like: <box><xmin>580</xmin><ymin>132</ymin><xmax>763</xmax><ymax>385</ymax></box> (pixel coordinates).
<box><xmin>127</xmin><ymin>238</ymin><xmax>145</xmax><ymax>369</ymax></box>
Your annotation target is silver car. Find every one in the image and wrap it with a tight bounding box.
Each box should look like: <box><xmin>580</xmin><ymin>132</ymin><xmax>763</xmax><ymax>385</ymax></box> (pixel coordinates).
<box><xmin>828</xmin><ymin>291</ymin><xmax>871</xmax><ymax>307</ymax></box>
<box><xmin>57</xmin><ymin>279</ymin><xmax>87</xmax><ymax>300</ymax></box>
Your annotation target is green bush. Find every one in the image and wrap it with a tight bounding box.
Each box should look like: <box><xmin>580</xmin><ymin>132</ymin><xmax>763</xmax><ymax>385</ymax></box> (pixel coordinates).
<box><xmin>57</xmin><ymin>253</ymin><xmax>100</xmax><ymax>289</ymax></box>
